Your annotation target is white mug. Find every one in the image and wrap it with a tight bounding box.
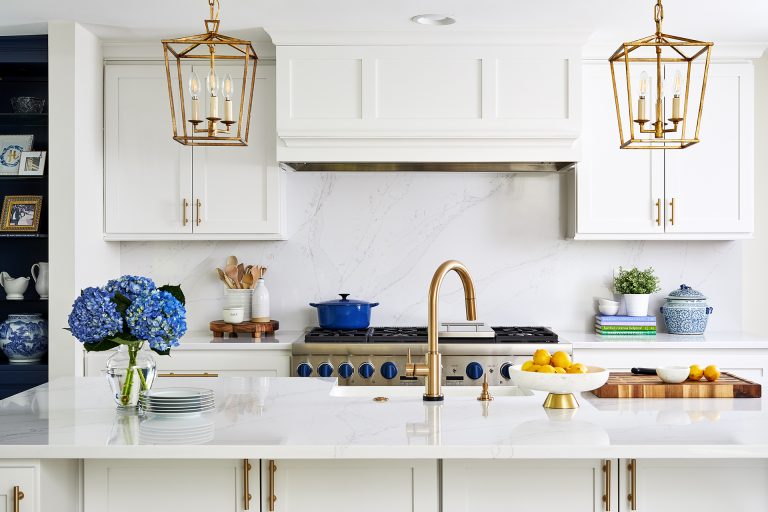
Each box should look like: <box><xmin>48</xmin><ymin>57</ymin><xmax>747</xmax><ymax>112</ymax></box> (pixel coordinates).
<box><xmin>222</xmin><ymin>307</ymin><xmax>245</xmax><ymax>324</ymax></box>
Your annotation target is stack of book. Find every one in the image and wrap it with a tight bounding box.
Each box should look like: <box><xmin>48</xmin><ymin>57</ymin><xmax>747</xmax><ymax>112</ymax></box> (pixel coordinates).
<box><xmin>595</xmin><ymin>315</ymin><xmax>656</xmax><ymax>336</ymax></box>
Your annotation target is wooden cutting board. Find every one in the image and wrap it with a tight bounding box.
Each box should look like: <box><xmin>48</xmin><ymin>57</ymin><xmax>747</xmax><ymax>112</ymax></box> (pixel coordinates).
<box><xmin>592</xmin><ymin>372</ymin><xmax>761</xmax><ymax>398</ymax></box>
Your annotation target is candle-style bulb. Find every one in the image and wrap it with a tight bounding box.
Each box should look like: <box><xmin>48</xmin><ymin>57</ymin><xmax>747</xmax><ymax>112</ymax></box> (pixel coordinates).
<box><xmin>639</xmin><ymin>71</ymin><xmax>649</xmax><ymax>97</ymax></box>
<box><xmin>223</xmin><ymin>74</ymin><xmax>233</xmax><ymax>100</ymax></box>
<box><xmin>207</xmin><ymin>68</ymin><xmax>219</xmax><ymax>97</ymax></box>
<box><xmin>673</xmin><ymin>70</ymin><xmax>682</xmax><ymax>96</ymax></box>
<box><xmin>188</xmin><ymin>71</ymin><xmax>200</xmax><ymax>99</ymax></box>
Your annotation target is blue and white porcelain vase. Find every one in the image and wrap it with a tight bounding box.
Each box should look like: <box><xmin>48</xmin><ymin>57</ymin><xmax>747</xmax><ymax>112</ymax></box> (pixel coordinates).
<box><xmin>660</xmin><ymin>285</ymin><xmax>713</xmax><ymax>335</ymax></box>
<box><xmin>0</xmin><ymin>313</ymin><xmax>48</xmax><ymax>363</ymax></box>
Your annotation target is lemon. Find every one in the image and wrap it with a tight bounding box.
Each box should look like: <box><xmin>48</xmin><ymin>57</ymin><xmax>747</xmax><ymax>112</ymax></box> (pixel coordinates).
<box><xmin>533</xmin><ymin>349</ymin><xmax>551</xmax><ymax>366</ymax></box>
<box><xmin>521</xmin><ymin>360</ymin><xmax>535</xmax><ymax>372</ymax></box>
<box><xmin>554</xmin><ymin>367</ymin><xmax>566</xmax><ymax>374</ymax></box>
<box><xmin>703</xmin><ymin>365</ymin><xmax>720</xmax><ymax>382</ymax></box>
<box><xmin>528</xmin><ymin>364</ymin><xmax>541</xmax><ymax>372</ymax></box>
<box><xmin>551</xmin><ymin>351</ymin><xmax>572</xmax><ymax>369</ymax></box>
<box><xmin>689</xmin><ymin>364</ymin><xmax>704</xmax><ymax>381</ymax></box>
<box><xmin>537</xmin><ymin>364</ymin><xmax>556</xmax><ymax>373</ymax></box>
<box><xmin>567</xmin><ymin>363</ymin><xmax>587</xmax><ymax>374</ymax></box>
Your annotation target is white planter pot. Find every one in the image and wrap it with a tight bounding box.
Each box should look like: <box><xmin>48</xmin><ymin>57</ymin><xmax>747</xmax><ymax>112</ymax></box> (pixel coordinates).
<box><xmin>623</xmin><ymin>294</ymin><xmax>650</xmax><ymax>317</ymax></box>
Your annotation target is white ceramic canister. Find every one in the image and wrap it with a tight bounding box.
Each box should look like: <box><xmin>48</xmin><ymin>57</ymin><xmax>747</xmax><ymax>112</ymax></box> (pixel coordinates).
<box><xmin>31</xmin><ymin>262</ymin><xmax>49</xmax><ymax>299</ymax></box>
<box><xmin>252</xmin><ymin>278</ymin><xmax>270</xmax><ymax>322</ymax></box>
<box><xmin>224</xmin><ymin>289</ymin><xmax>253</xmax><ymax>320</ymax></box>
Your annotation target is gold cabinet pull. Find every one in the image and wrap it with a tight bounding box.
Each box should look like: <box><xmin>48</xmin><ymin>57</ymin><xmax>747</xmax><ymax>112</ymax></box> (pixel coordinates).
<box><xmin>602</xmin><ymin>460</ymin><xmax>612</xmax><ymax>511</ymax></box>
<box><xmin>268</xmin><ymin>460</ymin><xmax>277</xmax><ymax>512</ymax></box>
<box><xmin>627</xmin><ymin>459</ymin><xmax>637</xmax><ymax>511</ymax></box>
<box><xmin>655</xmin><ymin>199</ymin><xmax>661</xmax><ymax>226</ymax></box>
<box><xmin>669</xmin><ymin>197</ymin><xmax>675</xmax><ymax>226</ymax></box>
<box><xmin>195</xmin><ymin>198</ymin><xmax>202</xmax><ymax>226</ymax></box>
<box><xmin>158</xmin><ymin>372</ymin><xmax>219</xmax><ymax>378</ymax></box>
<box><xmin>182</xmin><ymin>198</ymin><xmax>189</xmax><ymax>226</ymax></box>
<box><xmin>13</xmin><ymin>486</ymin><xmax>24</xmax><ymax>512</ymax></box>
<box><xmin>243</xmin><ymin>459</ymin><xmax>252</xmax><ymax>510</ymax></box>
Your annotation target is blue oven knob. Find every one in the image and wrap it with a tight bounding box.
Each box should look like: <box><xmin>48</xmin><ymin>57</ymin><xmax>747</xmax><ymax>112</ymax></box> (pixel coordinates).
<box><xmin>318</xmin><ymin>362</ymin><xmax>334</xmax><ymax>378</ymax></box>
<box><xmin>466</xmin><ymin>362</ymin><xmax>484</xmax><ymax>380</ymax></box>
<box><xmin>338</xmin><ymin>362</ymin><xmax>355</xmax><ymax>379</ymax></box>
<box><xmin>500</xmin><ymin>362</ymin><xmax>513</xmax><ymax>380</ymax></box>
<box><xmin>358</xmin><ymin>362</ymin><xmax>375</xmax><ymax>379</ymax></box>
<box><xmin>296</xmin><ymin>362</ymin><xmax>313</xmax><ymax>377</ymax></box>
<box><xmin>380</xmin><ymin>362</ymin><xmax>398</xmax><ymax>380</ymax></box>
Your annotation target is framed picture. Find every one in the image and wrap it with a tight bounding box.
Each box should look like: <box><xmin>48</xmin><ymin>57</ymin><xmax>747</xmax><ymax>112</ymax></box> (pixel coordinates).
<box><xmin>18</xmin><ymin>151</ymin><xmax>46</xmax><ymax>176</ymax></box>
<box><xmin>0</xmin><ymin>195</ymin><xmax>43</xmax><ymax>232</ymax></box>
<box><xmin>0</xmin><ymin>135</ymin><xmax>34</xmax><ymax>175</ymax></box>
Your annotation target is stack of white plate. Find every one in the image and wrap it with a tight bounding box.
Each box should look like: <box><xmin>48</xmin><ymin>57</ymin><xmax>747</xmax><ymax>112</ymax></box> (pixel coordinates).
<box><xmin>139</xmin><ymin>416</ymin><xmax>215</xmax><ymax>445</ymax></box>
<box><xmin>139</xmin><ymin>387</ymin><xmax>215</xmax><ymax>419</ymax></box>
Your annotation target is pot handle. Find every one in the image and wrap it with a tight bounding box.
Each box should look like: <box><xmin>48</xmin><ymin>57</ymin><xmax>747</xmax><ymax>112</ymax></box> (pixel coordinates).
<box><xmin>659</xmin><ymin>306</ymin><xmax>664</xmax><ymax>313</ymax></box>
<box><xmin>706</xmin><ymin>307</ymin><xmax>713</xmax><ymax>315</ymax></box>
<box><xmin>370</xmin><ymin>302</ymin><xmax>380</xmax><ymax>307</ymax></box>
<box><xmin>339</xmin><ymin>293</ymin><xmax>350</xmax><ymax>301</ymax></box>
<box><xmin>309</xmin><ymin>303</ymin><xmax>318</xmax><ymax>308</ymax></box>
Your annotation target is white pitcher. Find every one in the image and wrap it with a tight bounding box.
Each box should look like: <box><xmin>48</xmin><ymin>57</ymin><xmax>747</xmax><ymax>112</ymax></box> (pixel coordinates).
<box><xmin>0</xmin><ymin>272</ymin><xmax>30</xmax><ymax>300</ymax></box>
<box><xmin>31</xmin><ymin>262</ymin><xmax>49</xmax><ymax>299</ymax></box>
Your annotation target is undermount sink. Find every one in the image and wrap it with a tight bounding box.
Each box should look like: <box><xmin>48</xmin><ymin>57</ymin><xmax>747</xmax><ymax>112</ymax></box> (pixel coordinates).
<box><xmin>329</xmin><ymin>385</ymin><xmax>533</xmax><ymax>399</ymax></box>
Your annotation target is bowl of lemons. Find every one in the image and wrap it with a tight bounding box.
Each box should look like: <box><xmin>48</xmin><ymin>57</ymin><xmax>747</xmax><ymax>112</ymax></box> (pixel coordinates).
<box><xmin>509</xmin><ymin>349</ymin><xmax>610</xmax><ymax>409</ymax></box>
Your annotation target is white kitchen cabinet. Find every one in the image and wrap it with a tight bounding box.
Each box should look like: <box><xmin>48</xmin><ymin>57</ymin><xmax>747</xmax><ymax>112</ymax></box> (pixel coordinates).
<box><xmin>262</xmin><ymin>459</ymin><xmax>438</xmax><ymax>512</ymax></box>
<box><xmin>442</xmin><ymin>459</ymin><xmax>615</xmax><ymax>512</ymax></box>
<box><xmin>85</xmin><ymin>459</ymin><xmax>252</xmax><ymax>512</ymax></box>
<box><xmin>0</xmin><ymin>462</ymin><xmax>38</xmax><ymax>512</ymax></box>
<box><xmin>276</xmin><ymin>45</ymin><xmax>580</xmax><ymax>163</ymax></box>
<box><xmin>104</xmin><ymin>63</ymin><xmax>286</xmax><ymax>241</ymax></box>
<box><xmin>571</xmin><ymin>61</ymin><xmax>754</xmax><ymax>240</ymax></box>
<box><xmin>620</xmin><ymin>459</ymin><xmax>768</xmax><ymax>512</ymax></box>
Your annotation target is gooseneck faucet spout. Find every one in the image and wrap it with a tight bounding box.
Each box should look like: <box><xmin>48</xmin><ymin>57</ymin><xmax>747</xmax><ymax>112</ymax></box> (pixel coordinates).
<box><xmin>406</xmin><ymin>260</ymin><xmax>477</xmax><ymax>401</ymax></box>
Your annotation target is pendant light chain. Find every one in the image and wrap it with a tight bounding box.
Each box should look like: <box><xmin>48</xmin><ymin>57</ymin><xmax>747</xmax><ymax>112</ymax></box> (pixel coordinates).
<box><xmin>654</xmin><ymin>0</ymin><xmax>664</xmax><ymax>37</ymax></box>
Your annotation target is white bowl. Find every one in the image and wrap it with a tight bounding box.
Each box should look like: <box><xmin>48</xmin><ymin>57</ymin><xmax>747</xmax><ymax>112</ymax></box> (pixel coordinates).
<box><xmin>598</xmin><ymin>298</ymin><xmax>620</xmax><ymax>307</ymax></box>
<box><xmin>598</xmin><ymin>304</ymin><xmax>620</xmax><ymax>316</ymax></box>
<box><xmin>509</xmin><ymin>364</ymin><xmax>610</xmax><ymax>394</ymax></box>
<box><xmin>656</xmin><ymin>366</ymin><xmax>689</xmax><ymax>384</ymax></box>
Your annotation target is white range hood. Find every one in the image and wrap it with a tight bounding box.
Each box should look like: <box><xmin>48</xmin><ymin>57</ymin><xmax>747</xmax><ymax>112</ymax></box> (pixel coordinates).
<box><xmin>269</xmin><ymin>30</ymin><xmax>585</xmax><ymax>170</ymax></box>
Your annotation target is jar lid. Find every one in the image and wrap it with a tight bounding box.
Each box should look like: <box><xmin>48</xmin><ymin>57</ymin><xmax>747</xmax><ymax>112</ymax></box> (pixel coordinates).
<box><xmin>666</xmin><ymin>284</ymin><xmax>706</xmax><ymax>300</ymax></box>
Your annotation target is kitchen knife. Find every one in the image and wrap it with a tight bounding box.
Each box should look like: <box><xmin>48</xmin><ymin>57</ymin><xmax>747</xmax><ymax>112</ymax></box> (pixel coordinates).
<box><xmin>631</xmin><ymin>367</ymin><xmax>658</xmax><ymax>375</ymax></box>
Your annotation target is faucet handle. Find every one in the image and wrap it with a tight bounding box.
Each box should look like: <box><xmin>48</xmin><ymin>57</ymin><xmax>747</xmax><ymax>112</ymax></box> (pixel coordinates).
<box><xmin>477</xmin><ymin>374</ymin><xmax>493</xmax><ymax>402</ymax></box>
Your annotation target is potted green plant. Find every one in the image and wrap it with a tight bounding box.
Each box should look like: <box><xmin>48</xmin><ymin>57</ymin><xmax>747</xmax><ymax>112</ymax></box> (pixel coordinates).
<box><xmin>613</xmin><ymin>267</ymin><xmax>661</xmax><ymax>316</ymax></box>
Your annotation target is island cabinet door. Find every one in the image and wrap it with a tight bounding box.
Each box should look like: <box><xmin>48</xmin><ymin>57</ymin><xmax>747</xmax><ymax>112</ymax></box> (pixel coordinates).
<box><xmin>620</xmin><ymin>459</ymin><xmax>768</xmax><ymax>512</ymax></box>
<box><xmin>261</xmin><ymin>460</ymin><xmax>439</xmax><ymax>512</ymax></box>
<box><xmin>0</xmin><ymin>465</ymin><xmax>38</xmax><ymax>512</ymax></box>
<box><xmin>442</xmin><ymin>459</ymin><xmax>616</xmax><ymax>512</ymax></box>
<box><xmin>85</xmin><ymin>460</ymin><xmax>250</xmax><ymax>512</ymax></box>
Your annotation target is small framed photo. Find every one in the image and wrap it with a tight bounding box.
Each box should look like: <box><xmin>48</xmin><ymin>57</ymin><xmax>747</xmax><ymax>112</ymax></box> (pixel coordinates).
<box><xmin>0</xmin><ymin>195</ymin><xmax>43</xmax><ymax>232</ymax></box>
<box><xmin>0</xmin><ymin>135</ymin><xmax>34</xmax><ymax>175</ymax></box>
<box><xmin>18</xmin><ymin>151</ymin><xmax>46</xmax><ymax>176</ymax></box>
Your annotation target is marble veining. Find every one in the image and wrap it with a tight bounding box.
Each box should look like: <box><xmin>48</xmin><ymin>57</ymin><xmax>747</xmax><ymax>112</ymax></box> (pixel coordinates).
<box><xmin>120</xmin><ymin>172</ymin><xmax>743</xmax><ymax>333</ymax></box>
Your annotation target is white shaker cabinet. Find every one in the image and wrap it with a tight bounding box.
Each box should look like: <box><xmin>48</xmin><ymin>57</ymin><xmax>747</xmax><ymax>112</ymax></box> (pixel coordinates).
<box><xmin>85</xmin><ymin>460</ymin><xmax>252</xmax><ymax>512</ymax></box>
<box><xmin>261</xmin><ymin>459</ymin><xmax>439</xmax><ymax>512</ymax></box>
<box><xmin>0</xmin><ymin>463</ymin><xmax>38</xmax><ymax>512</ymax></box>
<box><xmin>571</xmin><ymin>61</ymin><xmax>754</xmax><ymax>240</ymax></box>
<box><xmin>620</xmin><ymin>459</ymin><xmax>768</xmax><ymax>512</ymax></box>
<box><xmin>442</xmin><ymin>459</ymin><xmax>615</xmax><ymax>512</ymax></box>
<box><xmin>104</xmin><ymin>63</ymin><xmax>286</xmax><ymax>241</ymax></box>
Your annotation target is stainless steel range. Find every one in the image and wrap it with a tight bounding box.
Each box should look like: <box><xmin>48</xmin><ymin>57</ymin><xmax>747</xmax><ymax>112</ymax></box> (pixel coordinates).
<box><xmin>291</xmin><ymin>322</ymin><xmax>571</xmax><ymax>387</ymax></box>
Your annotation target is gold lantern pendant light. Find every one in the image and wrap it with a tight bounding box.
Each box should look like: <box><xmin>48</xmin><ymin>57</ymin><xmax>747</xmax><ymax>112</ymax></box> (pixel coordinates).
<box><xmin>608</xmin><ymin>0</ymin><xmax>713</xmax><ymax>149</ymax></box>
<box><xmin>162</xmin><ymin>0</ymin><xmax>258</xmax><ymax>146</ymax></box>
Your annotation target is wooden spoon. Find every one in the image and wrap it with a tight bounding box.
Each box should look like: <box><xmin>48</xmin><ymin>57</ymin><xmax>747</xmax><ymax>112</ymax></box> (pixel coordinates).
<box><xmin>226</xmin><ymin>255</ymin><xmax>238</xmax><ymax>267</ymax></box>
<box><xmin>236</xmin><ymin>263</ymin><xmax>245</xmax><ymax>287</ymax></box>
<box><xmin>216</xmin><ymin>268</ymin><xmax>230</xmax><ymax>288</ymax></box>
<box><xmin>225</xmin><ymin>264</ymin><xmax>240</xmax><ymax>289</ymax></box>
<box><xmin>241</xmin><ymin>272</ymin><xmax>254</xmax><ymax>289</ymax></box>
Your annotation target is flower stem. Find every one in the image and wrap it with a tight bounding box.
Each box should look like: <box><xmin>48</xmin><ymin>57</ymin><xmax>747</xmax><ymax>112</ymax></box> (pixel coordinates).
<box><xmin>119</xmin><ymin>344</ymin><xmax>139</xmax><ymax>406</ymax></box>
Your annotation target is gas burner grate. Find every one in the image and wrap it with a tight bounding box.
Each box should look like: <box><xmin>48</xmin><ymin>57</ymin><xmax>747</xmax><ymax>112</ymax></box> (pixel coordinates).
<box><xmin>370</xmin><ymin>327</ymin><xmax>427</xmax><ymax>343</ymax></box>
<box><xmin>491</xmin><ymin>326</ymin><xmax>559</xmax><ymax>343</ymax></box>
<box><xmin>304</xmin><ymin>327</ymin><xmax>372</xmax><ymax>343</ymax></box>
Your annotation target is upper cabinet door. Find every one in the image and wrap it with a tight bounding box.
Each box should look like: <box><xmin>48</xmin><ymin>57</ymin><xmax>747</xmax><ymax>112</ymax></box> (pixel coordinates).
<box><xmin>104</xmin><ymin>64</ymin><xmax>192</xmax><ymax>235</ymax></box>
<box><xmin>192</xmin><ymin>64</ymin><xmax>286</xmax><ymax>238</ymax></box>
<box><xmin>573</xmin><ymin>62</ymin><xmax>664</xmax><ymax>237</ymax></box>
<box><xmin>664</xmin><ymin>62</ymin><xmax>754</xmax><ymax>235</ymax></box>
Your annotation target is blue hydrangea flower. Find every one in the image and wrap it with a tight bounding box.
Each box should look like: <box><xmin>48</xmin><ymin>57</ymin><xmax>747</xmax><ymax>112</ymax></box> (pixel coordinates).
<box><xmin>105</xmin><ymin>275</ymin><xmax>156</xmax><ymax>302</ymax></box>
<box><xmin>125</xmin><ymin>290</ymin><xmax>187</xmax><ymax>352</ymax></box>
<box><xmin>67</xmin><ymin>287</ymin><xmax>123</xmax><ymax>343</ymax></box>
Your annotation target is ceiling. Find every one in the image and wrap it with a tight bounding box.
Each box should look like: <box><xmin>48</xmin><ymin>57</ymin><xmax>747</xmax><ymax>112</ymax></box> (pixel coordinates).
<box><xmin>2</xmin><ymin>0</ymin><xmax>767</xmax><ymax>45</ymax></box>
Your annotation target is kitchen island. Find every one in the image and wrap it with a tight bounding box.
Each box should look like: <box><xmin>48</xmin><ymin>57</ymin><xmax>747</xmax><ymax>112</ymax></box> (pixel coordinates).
<box><xmin>1</xmin><ymin>376</ymin><xmax>768</xmax><ymax>511</ymax></box>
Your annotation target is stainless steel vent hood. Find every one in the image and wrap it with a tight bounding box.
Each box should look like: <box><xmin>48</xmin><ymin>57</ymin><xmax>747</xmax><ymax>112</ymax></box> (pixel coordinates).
<box><xmin>280</xmin><ymin>162</ymin><xmax>575</xmax><ymax>173</ymax></box>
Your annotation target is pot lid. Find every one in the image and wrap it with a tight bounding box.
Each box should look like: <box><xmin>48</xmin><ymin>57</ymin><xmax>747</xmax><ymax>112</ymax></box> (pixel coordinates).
<box><xmin>310</xmin><ymin>293</ymin><xmax>377</xmax><ymax>307</ymax></box>
<box><xmin>666</xmin><ymin>284</ymin><xmax>707</xmax><ymax>300</ymax></box>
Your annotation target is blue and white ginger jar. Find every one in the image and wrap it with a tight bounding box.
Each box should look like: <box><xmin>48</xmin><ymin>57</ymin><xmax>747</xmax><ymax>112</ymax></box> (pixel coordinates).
<box><xmin>660</xmin><ymin>285</ymin><xmax>713</xmax><ymax>335</ymax></box>
<box><xmin>0</xmin><ymin>314</ymin><xmax>48</xmax><ymax>363</ymax></box>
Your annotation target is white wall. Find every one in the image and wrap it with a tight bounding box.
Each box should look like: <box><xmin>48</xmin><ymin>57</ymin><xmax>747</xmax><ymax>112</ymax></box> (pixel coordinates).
<box><xmin>743</xmin><ymin>52</ymin><xmax>768</xmax><ymax>333</ymax></box>
<box><xmin>49</xmin><ymin>22</ymin><xmax>120</xmax><ymax>379</ymax></box>
<box><xmin>120</xmin><ymin>171</ymin><xmax>742</xmax><ymax>334</ymax></box>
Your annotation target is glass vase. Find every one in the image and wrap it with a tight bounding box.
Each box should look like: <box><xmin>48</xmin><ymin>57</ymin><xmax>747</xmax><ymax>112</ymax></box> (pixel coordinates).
<box><xmin>105</xmin><ymin>343</ymin><xmax>157</xmax><ymax>408</ymax></box>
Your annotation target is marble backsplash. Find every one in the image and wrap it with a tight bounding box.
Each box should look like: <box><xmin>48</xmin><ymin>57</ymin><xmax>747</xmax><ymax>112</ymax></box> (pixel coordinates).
<box><xmin>121</xmin><ymin>172</ymin><xmax>741</xmax><ymax>334</ymax></box>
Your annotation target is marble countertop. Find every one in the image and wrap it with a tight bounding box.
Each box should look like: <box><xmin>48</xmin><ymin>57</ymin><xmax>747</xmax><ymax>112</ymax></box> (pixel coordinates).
<box><xmin>1</xmin><ymin>376</ymin><xmax>767</xmax><ymax>459</ymax></box>
<box><xmin>562</xmin><ymin>331</ymin><xmax>768</xmax><ymax>349</ymax></box>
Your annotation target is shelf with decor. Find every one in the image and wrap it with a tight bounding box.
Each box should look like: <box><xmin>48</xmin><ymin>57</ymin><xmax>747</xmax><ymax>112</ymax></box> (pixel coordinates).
<box><xmin>0</xmin><ymin>34</ymin><xmax>49</xmax><ymax>397</ymax></box>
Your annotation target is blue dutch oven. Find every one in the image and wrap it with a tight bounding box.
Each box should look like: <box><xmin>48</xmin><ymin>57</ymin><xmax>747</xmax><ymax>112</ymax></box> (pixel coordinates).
<box><xmin>309</xmin><ymin>294</ymin><xmax>379</xmax><ymax>329</ymax></box>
